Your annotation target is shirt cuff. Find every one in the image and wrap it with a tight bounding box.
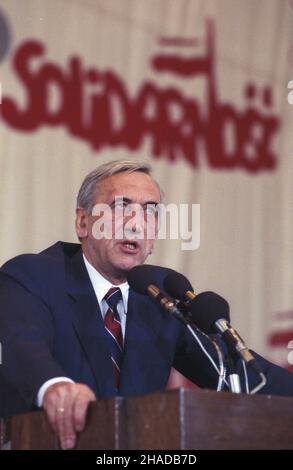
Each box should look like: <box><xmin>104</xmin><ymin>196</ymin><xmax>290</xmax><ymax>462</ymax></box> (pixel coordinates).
<box><xmin>36</xmin><ymin>377</ymin><xmax>75</xmax><ymax>407</ymax></box>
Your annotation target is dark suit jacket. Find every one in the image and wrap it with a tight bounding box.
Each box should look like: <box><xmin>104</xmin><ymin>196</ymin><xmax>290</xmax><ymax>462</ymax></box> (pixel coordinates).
<box><xmin>0</xmin><ymin>242</ymin><xmax>293</xmax><ymax>418</ymax></box>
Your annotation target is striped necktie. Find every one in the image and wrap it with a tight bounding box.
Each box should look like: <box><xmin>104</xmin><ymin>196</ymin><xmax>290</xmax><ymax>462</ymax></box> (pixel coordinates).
<box><xmin>104</xmin><ymin>287</ymin><xmax>123</xmax><ymax>387</ymax></box>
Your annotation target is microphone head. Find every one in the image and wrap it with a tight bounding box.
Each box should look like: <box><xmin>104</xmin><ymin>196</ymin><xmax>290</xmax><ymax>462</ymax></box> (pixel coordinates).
<box><xmin>190</xmin><ymin>291</ymin><xmax>230</xmax><ymax>333</ymax></box>
<box><xmin>164</xmin><ymin>270</ymin><xmax>194</xmax><ymax>299</ymax></box>
<box><xmin>127</xmin><ymin>264</ymin><xmax>160</xmax><ymax>294</ymax></box>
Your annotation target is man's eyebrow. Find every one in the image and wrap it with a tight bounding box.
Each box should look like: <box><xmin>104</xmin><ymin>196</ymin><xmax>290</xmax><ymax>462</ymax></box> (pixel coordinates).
<box><xmin>110</xmin><ymin>197</ymin><xmax>159</xmax><ymax>206</ymax></box>
<box><xmin>110</xmin><ymin>197</ymin><xmax>132</xmax><ymax>205</ymax></box>
<box><xmin>142</xmin><ymin>201</ymin><xmax>159</xmax><ymax>207</ymax></box>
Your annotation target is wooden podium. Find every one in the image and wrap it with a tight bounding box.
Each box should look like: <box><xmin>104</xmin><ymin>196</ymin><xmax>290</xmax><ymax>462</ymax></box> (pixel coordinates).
<box><xmin>1</xmin><ymin>388</ymin><xmax>293</xmax><ymax>450</ymax></box>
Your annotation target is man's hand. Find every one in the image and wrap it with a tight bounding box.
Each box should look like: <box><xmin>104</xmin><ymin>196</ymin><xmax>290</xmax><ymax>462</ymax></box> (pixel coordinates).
<box><xmin>43</xmin><ymin>381</ymin><xmax>96</xmax><ymax>450</ymax></box>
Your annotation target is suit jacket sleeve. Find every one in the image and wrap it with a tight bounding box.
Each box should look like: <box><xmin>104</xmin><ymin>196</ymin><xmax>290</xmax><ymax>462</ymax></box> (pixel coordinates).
<box><xmin>172</xmin><ymin>325</ymin><xmax>293</xmax><ymax>396</ymax></box>
<box><xmin>0</xmin><ymin>271</ymin><xmax>67</xmax><ymax>409</ymax></box>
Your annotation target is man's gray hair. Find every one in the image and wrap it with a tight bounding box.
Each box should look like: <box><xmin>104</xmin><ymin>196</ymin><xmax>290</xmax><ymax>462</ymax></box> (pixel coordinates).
<box><xmin>77</xmin><ymin>159</ymin><xmax>163</xmax><ymax>211</ymax></box>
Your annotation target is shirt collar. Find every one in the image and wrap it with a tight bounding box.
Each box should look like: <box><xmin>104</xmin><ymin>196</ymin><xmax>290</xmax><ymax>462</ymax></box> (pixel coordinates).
<box><xmin>82</xmin><ymin>254</ymin><xmax>129</xmax><ymax>311</ymax></box>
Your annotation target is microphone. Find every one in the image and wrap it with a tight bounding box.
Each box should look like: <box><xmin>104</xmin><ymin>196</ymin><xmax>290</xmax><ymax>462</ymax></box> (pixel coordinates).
<box><xmin>127</xmin><ymin>264</ymin><xmax>225</xmax><ymax>390</ymax></box>
<box><xmin>164</xmin><ymin>272</ymin><xmax>259</xmax><ymax>368</ymax></box>
<box><xmin>164</xmin><ymin>270</ymin><xmax>196</xmax><ymax>302</ymax></box>
<box><xmin>128</xmin><ymin>265</ymin><xmax>227</xmax><ymax>391</ymax></box>
<box><xmin>127</xmin><ymin>265</ymin><xmax>188</xmax><ymax>323</ymax></box>
<box><xmin>187</xmin><ymin>297</ymin><xmax>260</xmax><ymax>374</ymax></box>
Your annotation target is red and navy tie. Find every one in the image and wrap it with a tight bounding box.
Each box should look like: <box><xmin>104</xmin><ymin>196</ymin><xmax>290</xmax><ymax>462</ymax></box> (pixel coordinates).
<box><xmin>104</xmin><ymin>287</ymin><xmax>123</xmax><ymax>387</ymax></box>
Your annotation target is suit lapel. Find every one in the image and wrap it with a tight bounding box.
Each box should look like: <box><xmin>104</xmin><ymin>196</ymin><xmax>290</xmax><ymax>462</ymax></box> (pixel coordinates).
<box><xmin>65</xmin><ymin>249</ymin><xmax>117</xmax><ymax>397</ymax></box>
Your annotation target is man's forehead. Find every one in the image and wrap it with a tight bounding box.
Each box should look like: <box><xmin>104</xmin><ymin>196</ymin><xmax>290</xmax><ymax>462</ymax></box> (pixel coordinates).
<box><xmin>96</xmin><ymin>172</ymin><xmax>160</xmax><ymax>200</ymax></box>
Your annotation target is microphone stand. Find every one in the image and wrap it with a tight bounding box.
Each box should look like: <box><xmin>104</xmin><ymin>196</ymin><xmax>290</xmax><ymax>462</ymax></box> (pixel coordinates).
<box><xmin>225</xmin><ymin>355</ymin><xmax>242</xmax><ymax>393</ymax></box>
<box><xmin>135</xmin><ymin>283</ymin><xmax>229</xmax><ymax>392</ymax></box>
<box><xmin>186</xmin><ymin>324</ymin><xmax>227</xmax><ymax>392</ymax></box>
<box><xmin>175</xmin><ymin>302</ymin><xmax>227</xmax><ymax>392</ymax></box>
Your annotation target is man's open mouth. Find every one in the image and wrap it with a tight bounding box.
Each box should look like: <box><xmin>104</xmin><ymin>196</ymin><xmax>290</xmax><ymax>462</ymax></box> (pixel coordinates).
<box><xmin>119</xmin><ymin>240</ymin><xmax>140</xmax><ymax>253</ymax></box>
<box><xmin>124</xmin><ymin>240</ymin><xmax>138</xmax><ymax>249</ymax></box>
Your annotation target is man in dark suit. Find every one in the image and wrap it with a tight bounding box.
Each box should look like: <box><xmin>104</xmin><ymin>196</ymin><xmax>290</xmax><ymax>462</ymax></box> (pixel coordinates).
<box><xmin>0</xmin><ymin>160</ymin><xmax>293</xmax><ymax>450</ymax></box>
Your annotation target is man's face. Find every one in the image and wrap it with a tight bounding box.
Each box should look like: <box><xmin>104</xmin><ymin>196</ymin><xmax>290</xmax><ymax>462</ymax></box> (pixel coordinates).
<box><xmin>76</xmin><ymin>171</ymin><xmax>161</xmax><ymax>284</ymax></box>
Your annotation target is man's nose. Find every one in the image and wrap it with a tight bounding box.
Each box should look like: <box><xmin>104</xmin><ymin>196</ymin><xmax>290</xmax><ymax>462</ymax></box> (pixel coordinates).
<box><xmin>126</xmin><ymin>214</ymin><xmax>144</xmax><ymax>234</ymax></box>
<box><xmin>130</xmin><ymin>221</ymin><xmax>143</xmax><ymax>233</ymax></box>
<box><xmin>124</xmin><ymin>205</ymin><xmax>145</xmax><ymax>235</ymax></box>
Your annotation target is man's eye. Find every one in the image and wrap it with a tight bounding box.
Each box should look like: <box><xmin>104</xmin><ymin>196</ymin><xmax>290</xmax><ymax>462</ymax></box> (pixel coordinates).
<box><xmin>113</xmin><ymin>201</ymin><xmax>126</xmax><ymax>210</ymax></box>
<box><xmin>145</xmin><ymin>205</ymin><xmax>157</xmax><ymax>216</ymax></box>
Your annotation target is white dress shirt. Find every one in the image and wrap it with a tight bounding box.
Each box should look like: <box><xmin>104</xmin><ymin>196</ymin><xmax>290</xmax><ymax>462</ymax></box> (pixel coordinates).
<box><xmin>83</xmin><ymin>255</ymin><xmax>129</xmax><ymax>337</ymax></box>
<box><xmin>36</xmin><ymin>254</ymin><xmax>129</xmax><ymax>407</ymax></box>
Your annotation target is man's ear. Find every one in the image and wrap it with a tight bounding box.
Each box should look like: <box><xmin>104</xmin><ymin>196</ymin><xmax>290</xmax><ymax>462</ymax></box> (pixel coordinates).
<box><xmin>75</xmin><ymin>208</ymin><xmax>89</xmax><ymax>239</ymax></box>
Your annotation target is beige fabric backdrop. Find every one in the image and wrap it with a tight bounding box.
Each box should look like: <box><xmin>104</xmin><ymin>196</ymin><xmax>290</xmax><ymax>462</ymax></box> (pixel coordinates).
<box><xmin>0</xmin><ymin>0</ymin><xmax>293</xmax><ymax>368</ymax></box>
